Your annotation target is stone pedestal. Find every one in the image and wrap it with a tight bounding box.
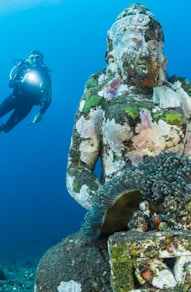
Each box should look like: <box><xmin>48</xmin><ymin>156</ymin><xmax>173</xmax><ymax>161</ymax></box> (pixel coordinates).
<box><xmin>108</xmin><ymin>230</ymin><xmax>191</xmax><ymax>291</ymax></box>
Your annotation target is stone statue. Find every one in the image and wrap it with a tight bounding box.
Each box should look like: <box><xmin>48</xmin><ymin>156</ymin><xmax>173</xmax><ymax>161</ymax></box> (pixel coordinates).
<box><xmin>35</xmin><ymin>4</ymin><xmax>191</xmax><ymax>291</ymax></box>
<box><xmin>66</xmin><ymin>3</ymin><xmax>191</xmax><ymax>213</ymax></box>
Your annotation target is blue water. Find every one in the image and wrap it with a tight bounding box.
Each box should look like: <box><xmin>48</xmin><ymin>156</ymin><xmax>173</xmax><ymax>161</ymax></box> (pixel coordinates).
<box><xmin>0</xmin><ymin>0</ymin><xmax>190</xmax><ymax>259</ymax></box>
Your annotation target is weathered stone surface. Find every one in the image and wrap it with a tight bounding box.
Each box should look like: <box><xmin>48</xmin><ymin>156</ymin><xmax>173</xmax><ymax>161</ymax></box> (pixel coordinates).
<box><xmin>108</xmin><ymin>230</ymin><xmax>191</xmax><ymax>291</ymax></box>
<box><xmin>34</xmin><ymin>231</ymin><xmax>112</xmax><ymax>292</ymax></box>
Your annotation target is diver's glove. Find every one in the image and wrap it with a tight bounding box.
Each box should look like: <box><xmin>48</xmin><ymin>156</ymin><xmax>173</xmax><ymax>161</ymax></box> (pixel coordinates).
<box><xmin>21</xmin><ymin>73</ymin><xmax>31</xmax><ymax>83</ymax></box>
<box><xmin>32</xmin><ymin>112</ymin><xmax>42</xmax><ymax>124</ymax></box>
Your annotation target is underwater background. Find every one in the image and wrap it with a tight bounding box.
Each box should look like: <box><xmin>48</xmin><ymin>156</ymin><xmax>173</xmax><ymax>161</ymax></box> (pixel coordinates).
<box><xmin>0</xmin><ymin>0</ymin><xmax>190</xmax><ymax>260</ymax></box>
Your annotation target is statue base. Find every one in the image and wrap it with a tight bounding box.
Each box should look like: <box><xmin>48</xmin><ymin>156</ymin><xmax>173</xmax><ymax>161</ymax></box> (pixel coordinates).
<box><xmin>108</xmin><ymin>230</ymin><xmax>191</xmax><ymax>291</ymax></box>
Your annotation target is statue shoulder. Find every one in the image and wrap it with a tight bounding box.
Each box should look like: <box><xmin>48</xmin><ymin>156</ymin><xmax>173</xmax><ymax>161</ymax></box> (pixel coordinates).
<box><xmin>79</xmin><ymin>71</ymin><xmax>106</xmax><ymax>114</ymax></box>
<box><xmin>168</xmin><ymin>74</ymin><xmax>191</xmax><ymax>96</ymax></box>
<box><xmin>85</xmin><ymin>70</ymin><xmax>106</xmax><ymax>89</ymax></box>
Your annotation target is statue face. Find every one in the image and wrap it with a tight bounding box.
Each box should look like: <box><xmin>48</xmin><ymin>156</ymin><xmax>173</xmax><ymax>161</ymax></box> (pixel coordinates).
<box><xmin>106</xmin><ymin>12</ymin><xmax>166</xmax><ymax>87</ymax></box>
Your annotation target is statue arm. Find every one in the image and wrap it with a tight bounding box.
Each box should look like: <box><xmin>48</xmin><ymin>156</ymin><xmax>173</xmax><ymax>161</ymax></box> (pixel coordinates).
<box><xmin>66</xmin><ymin>74</ymin><xmax>105</xmax><ymax>210</ymax></box>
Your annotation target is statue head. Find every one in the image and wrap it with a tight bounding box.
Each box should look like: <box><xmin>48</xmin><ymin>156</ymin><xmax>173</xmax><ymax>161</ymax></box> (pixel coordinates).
<box><xmin>105</xmin><ymin>3</ymin><xmax>167</xmax><ymax>88</ymax></box>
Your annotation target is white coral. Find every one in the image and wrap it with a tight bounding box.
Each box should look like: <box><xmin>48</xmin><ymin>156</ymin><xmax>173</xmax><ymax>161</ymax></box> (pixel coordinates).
<box><xmin>76</xmin><ymin>108</ymin><xmax>103</xmax><ymax>138</ymax></box>
<box><xmin>174</xmin><ymin>255</ymin><xmax>191</xmax><ymax>283</ymax></box>
<box><xmin>79</xmin><ymin>137</ymin><xmax>99</xmax><ymax>167</ymax></box>
<box><xmin>153</xmin><ymin>85</ymin><xmax>181</xmax><ymax>109</ymax></box>
<box><xmin>103</xmin><ymin>118</ymin><xmax>132</xmax><ymax>153</ymax></box>
<box><xmin>103</xmin><ymin>149</ymin><xmax>125</xmax><ymax>177</ymax></box>
<box><xmin>57</xmin><ymin>280</ymin><xmax>82</xmax><ymax>292</ymax></box>
<box><xmin>152</xmin><ymin>269</ymin><xmax>177</xmax><ymax>289</ymax></box>
<box><xmin>66</xmin><ymin>175</ymin><xmax>92</xmax><ymax>210</ymax></box>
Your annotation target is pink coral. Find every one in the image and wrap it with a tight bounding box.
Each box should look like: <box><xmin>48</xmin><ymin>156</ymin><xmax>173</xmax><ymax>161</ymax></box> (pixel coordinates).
<box><xmin>107</xmin><ymin>78</ymin><xmax>121</xmax><ymax>97</ymax></box>
<box><xmin>138</xmin><ymin>109</ymin><xmax>153</xmax><ymax>131</ymax></box>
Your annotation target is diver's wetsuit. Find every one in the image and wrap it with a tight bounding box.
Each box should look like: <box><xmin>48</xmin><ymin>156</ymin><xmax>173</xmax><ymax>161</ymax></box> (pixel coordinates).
<box><xmin>0</xmin><ymin>93</ymin><xmax>35</xmax><ymax>132</ymax></box>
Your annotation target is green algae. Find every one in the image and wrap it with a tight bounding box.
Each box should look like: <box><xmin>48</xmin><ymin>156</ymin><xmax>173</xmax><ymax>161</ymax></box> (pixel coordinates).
<box><xmin>152</xmin><ymin>109</ymin><xmax>183</xmax><ymax>126</ymax></box>
<box><xmin>124</xmin><ymin>104</ymin><xmax>140</xmax><ymax>119</ymax></box>
<box><xmin>160</xmin><ymin>111</ymin><xmax>183</xmax><ymax>125</ymax></box>
<box><xmin>124</xmin><ymin>101</ymin><xmax>154</xmax><ymax>119</ymax></box>
<box><xmin>69</xmin><ymin>168</ymin><xmax>100</xmax><ymax>193</ymax></box>
<box><xmin>86</xmin><ymin>76</ymin><xmax>98</xmax><ymax>89</ymax></box>
<box><xmin>83</xmin><ymin>94</ymin><xmax>103</xmax><ymax>113</ymax></box>
<box><xmin>110</xmin><ymin>242</ymin><xmax>134</xmax><ymax>291</ymax></box>
<box><xmin>73</xmin><ymin>179</ymin><xmax>81</xmax><ymax>193</ymax></box>
<box><xmin>106</xmin><ymin>97</ymin><xmax>154</xmax><ymax>125</ymax></box>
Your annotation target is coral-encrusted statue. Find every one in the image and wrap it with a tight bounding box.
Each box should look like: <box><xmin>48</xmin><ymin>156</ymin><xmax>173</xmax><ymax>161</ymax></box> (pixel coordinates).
<box><xmin>35</xmin><ymin>4</ymin><xmax>191</xmax><ymax>292</ymax></box>
<box><xmin>66</xmin><ymin>3</ymin><xmax>191</xmax><ymax>212</ymax></box>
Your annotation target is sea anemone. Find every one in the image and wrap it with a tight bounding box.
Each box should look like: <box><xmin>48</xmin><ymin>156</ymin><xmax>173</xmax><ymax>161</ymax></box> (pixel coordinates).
<box><xmin>138</xmin><ymin>151</ymin><xmax>191</xmax><ymax>203</ymax></box>
<box><xmin>81</xmin><ymin>167</ymin><xmax>149</xmax><ymax>240</ymax></box>
<box><xmin>82</xmin><ymin>151</ymin><xmax>191</xmax><ymax>240</ymax></box>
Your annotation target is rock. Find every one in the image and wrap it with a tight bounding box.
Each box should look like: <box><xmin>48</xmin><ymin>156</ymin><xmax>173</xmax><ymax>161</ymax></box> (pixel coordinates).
<box><xmin>34</xmin><ymin>231</ymin><xmax>112</xmax><ymax>292</ymax></box>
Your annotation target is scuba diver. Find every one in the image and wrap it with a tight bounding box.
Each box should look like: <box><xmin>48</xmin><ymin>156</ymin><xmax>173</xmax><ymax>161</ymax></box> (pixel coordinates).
<box><xmin>0</xmin><ymin>50</ymin><xmax>52</xmax><ymax>132</ymax></box>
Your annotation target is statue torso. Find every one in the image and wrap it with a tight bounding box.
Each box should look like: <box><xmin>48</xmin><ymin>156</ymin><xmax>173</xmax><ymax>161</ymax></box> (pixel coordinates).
<box><xmin>98</xmin><ymin>81</ymin><xmax>191</xmax><ymax>179</ymax></box>
<box><xmin>79</xmin><ymin>74</ymin><xmax>191</xmax><ymax>182</ymax></box>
